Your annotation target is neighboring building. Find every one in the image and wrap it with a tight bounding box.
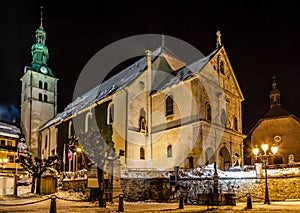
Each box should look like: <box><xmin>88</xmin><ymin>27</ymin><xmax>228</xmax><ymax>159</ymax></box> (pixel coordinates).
<box><xmin>40</xmin><ymin>32</ymin><xmax>245</xmax><ymax>171</ymax></box>
<box><xmin>0</xmin><ymin>121</ymin><xmax>23</xmax><ymax>175</ymax></box>
<box><xmin>20</xmin><ymin>10</ymin><xmax>58</xmax><ymax>157</ymax></box>
<box><xmin>244</xmin><ymin>78</ymin><xmax>300</xmax><ymax>165</ymax></box>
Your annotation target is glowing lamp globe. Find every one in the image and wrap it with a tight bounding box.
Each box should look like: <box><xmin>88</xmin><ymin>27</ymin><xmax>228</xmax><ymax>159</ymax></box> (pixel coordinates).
<box><xmin>261</xmin><ymin>144</ymin><xmax>269</xmax><ymax>153</ymax></box>
<box><xmin>271</xmin><ymin>145</ymin><xmax>278</xmax><ymax>154</ymax></box>
<box><xmin>253</xmin><ymin>147</ymin><xmax>259</xmax><ymax>156</ymax></box>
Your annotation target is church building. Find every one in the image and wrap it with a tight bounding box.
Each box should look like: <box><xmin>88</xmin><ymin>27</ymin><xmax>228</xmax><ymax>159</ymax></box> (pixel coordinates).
<box><xmin>244</xmin><ymin>78</ymin><xmax>300</xmax><ymax>166</ymax></box>
<box><xmin>37</xmin><ymin>29</ymin><xmax>245</xmax><ymax>171</ymax></box>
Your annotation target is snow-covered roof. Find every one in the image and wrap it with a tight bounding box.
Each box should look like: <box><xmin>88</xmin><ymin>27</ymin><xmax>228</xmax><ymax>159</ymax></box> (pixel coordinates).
<box><xmin>41</xmin><ymin>46</ymin><xmax>219</xmax><ymax>130</ymax></box>
<box><xmin>0</xmin><ymin>121</ymin><xmax>21</xmax><ymax>139</ymax></box>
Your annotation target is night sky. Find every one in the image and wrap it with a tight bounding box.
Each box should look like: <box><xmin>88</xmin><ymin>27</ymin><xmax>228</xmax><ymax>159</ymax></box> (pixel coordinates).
<box><xmin>0</xmin><ymin>0</ymin><xmax>299</xmax><ymax>133</ymax></box>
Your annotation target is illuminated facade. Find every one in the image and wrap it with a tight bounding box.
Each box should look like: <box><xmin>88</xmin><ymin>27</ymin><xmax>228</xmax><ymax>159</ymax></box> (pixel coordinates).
<box><xmin>244</xmin><ymin>78</ymin><xmax>300</xmax><ymax>165</ymax></box>
<box><xmin>40</xmin><ymin>32</ymin><xmax>245</xmax><ymax>171</ymax></box>
<box><xmin>0</xmin><ymin>121</ymin><xmax>23</xmax><ymax>175</ymax></box>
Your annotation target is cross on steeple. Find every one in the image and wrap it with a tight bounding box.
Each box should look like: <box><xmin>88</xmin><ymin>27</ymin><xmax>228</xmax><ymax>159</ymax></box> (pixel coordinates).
<box><xmin>40</xmin><ymin>6</ymin><xmax>44</xmax><ymax>28</ymax></box>
<box><xmin>216</xmin><ymin>30</ymin><xmax>222</xmax><ymax>48</ymax></box>
<box><xmin>272</xmin><ymin>75</ymin><xmax>277</xmax><ymax>89</ymax></box>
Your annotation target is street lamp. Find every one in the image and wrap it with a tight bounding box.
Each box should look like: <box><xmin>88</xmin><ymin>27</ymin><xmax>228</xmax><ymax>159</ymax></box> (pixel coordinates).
<box><xmin>253</xmin><ymin>143</ymin><xmax>278</xmax><ymax>205</ymax></box>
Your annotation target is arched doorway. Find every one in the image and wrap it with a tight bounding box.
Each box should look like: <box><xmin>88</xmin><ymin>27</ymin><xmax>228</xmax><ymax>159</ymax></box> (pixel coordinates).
<box><xmin>219</xmin><ymin>147</ymin><xmax>231</xmax><ymax>171</ymax></box>
<box><xmin>205</xmin><ymin>148</ymin><xmax>215</xmax><ymax>166</ymax></box>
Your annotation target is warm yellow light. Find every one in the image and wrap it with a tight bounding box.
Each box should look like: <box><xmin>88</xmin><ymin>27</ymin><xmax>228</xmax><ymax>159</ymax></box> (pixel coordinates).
<box><xmin>253</xmin><ymin>147</ymin><xmax>259</xmax><ymax>156</ymax></box>
<box><xmin>3</xmin><ymin>158</ymin><xmax>8</xmax><ymax>163</ymax></box>
<box><xmin>261</xmin><ymin>144</ymin><xmax>269</xmax><ymax>153</ymax></box>
<box><xmin>0</xmin><ymin>159</ymin><xmax>2</xmax><ymax>163</ymax></box>
<box><xmin>76</xmin><ymin>148</ymin><xmax>82</xmax><ymax>153</ymax></box>
<box><xmin>271</xmin><ymin>145</ymin><xmax>278</xmax><ymax>154</ymax></box>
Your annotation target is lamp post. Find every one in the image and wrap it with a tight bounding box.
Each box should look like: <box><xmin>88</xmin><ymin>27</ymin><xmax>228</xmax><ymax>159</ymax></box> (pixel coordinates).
<box><xmin>253</xmin><ymin>143</ymin><xmax>278</xmax><ymax>205</ymax></box>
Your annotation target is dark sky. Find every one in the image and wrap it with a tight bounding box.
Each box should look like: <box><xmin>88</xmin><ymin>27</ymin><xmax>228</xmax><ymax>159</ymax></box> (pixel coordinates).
<box><xmin>0</xmin><ymin>0</ymin><xmax>299</xmax><ymax>133</ymax></box>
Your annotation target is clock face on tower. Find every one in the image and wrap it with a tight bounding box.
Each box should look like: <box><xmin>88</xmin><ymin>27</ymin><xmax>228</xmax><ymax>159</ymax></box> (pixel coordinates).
<box><xmin>40</xmin><ymin>66</ymin><xmax>48</xmax><ymax>74</ymax></box>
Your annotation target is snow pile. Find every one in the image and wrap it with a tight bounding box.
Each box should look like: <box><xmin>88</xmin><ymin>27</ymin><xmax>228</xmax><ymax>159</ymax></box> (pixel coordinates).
<box><xmin>180</xmin><ymin>164</ymin><xmax>257</xmax><ymax>179</ymax></box>
<box><xmin>55</xmin><ymin>190</ymin><xmax>87</xmax><ymax>200</ymax></box>
<box><xmin>266</xmin><ymin>167</ymin><xmax>300</xmax><ymax>177</ymax></box>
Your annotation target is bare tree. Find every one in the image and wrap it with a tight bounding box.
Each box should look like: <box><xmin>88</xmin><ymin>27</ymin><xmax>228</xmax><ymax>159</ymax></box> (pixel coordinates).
<box><xmin>17</xmin><ymin>155</ymin><xmax>61</xmax><ymax>194</ymax></box>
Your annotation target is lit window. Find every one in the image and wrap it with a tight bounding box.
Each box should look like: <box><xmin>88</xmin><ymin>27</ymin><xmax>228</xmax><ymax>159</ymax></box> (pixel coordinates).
<box><xmin>166</xmin><ymin>95</ymin><xmax>174</xmax><ymax>116</ymax></box>
<box><xmin>8</xmin><ymin>155</ymin><xmax>14</xmax><ymax>163</ymax></box>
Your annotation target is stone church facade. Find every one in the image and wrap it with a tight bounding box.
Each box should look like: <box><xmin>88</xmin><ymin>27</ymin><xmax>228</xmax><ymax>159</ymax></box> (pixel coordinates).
<box><xmin>36</xmin><ymin>31</ymin><xmax>245</xmax><ymax>171</ymax></box>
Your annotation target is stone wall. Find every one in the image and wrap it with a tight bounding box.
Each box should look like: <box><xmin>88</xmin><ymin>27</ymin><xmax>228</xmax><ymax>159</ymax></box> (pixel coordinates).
<box><xmin>61</xmin><ymin>179</ymin><xmax>87</xmax><ymax>192</ymax></box>
<box><xmin>121</xmin><ymin>176</ymin><xmax>300</xmax><ymax>202</ymax></box>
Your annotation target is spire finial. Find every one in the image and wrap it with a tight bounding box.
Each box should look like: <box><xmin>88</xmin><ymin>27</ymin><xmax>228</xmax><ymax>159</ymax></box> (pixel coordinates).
<box><xmin>40</xmin><ymin>6</ymin><xmax>44</xmax><ymax>28</ymax></box>
<box><xmin>161</xmin><ymin>34</ymin><xmax>165</xmax><ymax>47</ymax></box>
<box><xmin>216</xmin><ymin>30</ymin><xmax>222</xmax><ymax>48</ymax></box>
<box><xmin>272</xmin><ymin>76</ymin><xmax>277</xmax><ymax>89</ymax></box>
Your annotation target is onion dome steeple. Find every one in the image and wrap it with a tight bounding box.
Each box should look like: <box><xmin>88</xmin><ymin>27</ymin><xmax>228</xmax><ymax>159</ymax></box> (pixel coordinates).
<box><xmin>31</xmin><ymin>6</ymin><xmax>49</xmax><ymax>68</ymax></box>
<box><xmin>269</xmin><ymin>76</ymin><xmax>281</xmax><ymax>108</ymax></box>
<box><xmin>26</xmin><ymin>6</ymin><xmax>55</xmax><ymax>77</ymax></box>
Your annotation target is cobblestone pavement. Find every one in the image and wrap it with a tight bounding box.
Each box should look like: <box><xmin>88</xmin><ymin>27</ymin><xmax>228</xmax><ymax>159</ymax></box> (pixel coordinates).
<box><xmin>1</xmin><ymin>197</ymin><xmax>300</xmax><ymax>213</ymax></box>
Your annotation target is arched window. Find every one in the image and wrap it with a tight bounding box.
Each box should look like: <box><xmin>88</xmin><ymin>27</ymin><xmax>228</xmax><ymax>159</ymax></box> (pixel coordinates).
<box><xmin>39</xmin><ymin>80</ymin><xmax>43</xmax><ymax>89</ymax></box>
<box><xmin>166</xmin><ymin>95</ymin><xmax>174</xmax><ymax>116</ymax></box>
<box><xmin>167</xmin><ymin>145</ymin><xmax>172</xmax><ymax>158</ymax></box>
<box><xmin>206</xmin><ymin>103</ymin><xmax>211</xmax><ymax>121</ymax></box>
<box><xmin>234</xmin><ymin>117</ymin><xmax>238</xmax><ymax>131</ymax></box>
<box><xmin>38</xmin><ymin>93</ymin><xmax>42</xmax><ymax>101</ymax></box>
<box><xmin>44</xmin><ymin>82</ymin><xmax>48</xmax><ymax>90</ymax></box>
<box><xmin>140</xmin><ymin>147</ymin><xmax>145</xmax><ymax>160</ymax></box>
<box><xmin>219</xmin><ymin>61</ymin><xmax>225</xmax><ymax>74</ymax></box>
<box><xmin>44</xmin><ymin>94</ymin><xmax>48</xmax><ymax>102</ymax></box>
<box><xmin>221</xmin><ymin>108</ymin><xmax>226</xmax><ymax>126</ymax></box>
<box><xmin>107</xmin><ymin>103</ymin><xmax>114</xmax><ymax>125</ymax></box>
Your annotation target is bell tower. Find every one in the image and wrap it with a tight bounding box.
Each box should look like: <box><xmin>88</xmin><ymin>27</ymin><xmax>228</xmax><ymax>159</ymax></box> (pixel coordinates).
<box><xmin>20</xmin><ymin>7</ymin><xmax>58</xmax><ymax>157</ymax></box>
<box><xmin>269</xmin><ymin>76</ymin><xmax>281</xmax><ymax>109</ymax></box>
